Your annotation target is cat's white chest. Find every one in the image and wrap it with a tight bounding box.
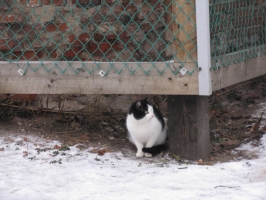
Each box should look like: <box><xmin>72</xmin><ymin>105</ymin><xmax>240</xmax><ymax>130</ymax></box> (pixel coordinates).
<box><xmin>126</xmin><ymin>114</ymin><xmax>162</xmax><ymax>143</ymax></box>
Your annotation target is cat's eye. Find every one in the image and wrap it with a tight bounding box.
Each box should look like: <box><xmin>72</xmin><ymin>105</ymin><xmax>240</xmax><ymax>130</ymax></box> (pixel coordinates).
<box><xmin>145</xmin><ymin>111</ymin><xmax>149</xmax><ymax>114</ymax></box>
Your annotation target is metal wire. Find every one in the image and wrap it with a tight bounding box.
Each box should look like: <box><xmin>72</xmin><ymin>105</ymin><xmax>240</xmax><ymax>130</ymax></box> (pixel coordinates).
<box><xmin>0</xmin><ymin>0</ymin><xmax>197</xmax><ymax>75</ymax></box>
<box><xmin>210</xmin><ymin>0</ymin><xmax>266</xmax><ymax>70</ymax></box>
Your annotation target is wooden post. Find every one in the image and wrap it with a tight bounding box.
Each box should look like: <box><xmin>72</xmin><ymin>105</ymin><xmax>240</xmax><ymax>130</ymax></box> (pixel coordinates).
<box><xmin>167</xmin><ymin>95</ymin><xmax>210</xmax><ymax>160</ymax></box>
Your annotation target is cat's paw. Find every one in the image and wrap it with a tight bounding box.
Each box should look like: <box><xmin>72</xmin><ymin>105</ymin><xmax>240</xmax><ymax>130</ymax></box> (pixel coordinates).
<box><xmin>136</xmin><ymin>151</ymin><xmax>144</xmax><ymax>157</ymax></box>
<box><xmin>145</xmin><ymin>153</ymin><xmax>152</xmax><ymax>158</ymax></box>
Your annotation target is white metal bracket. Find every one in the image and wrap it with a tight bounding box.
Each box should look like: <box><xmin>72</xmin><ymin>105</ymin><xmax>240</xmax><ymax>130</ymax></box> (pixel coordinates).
<box><xmin>18</xmin><ymin>69</ymin><xmax>24</xmax><ymax>76</ymax></box>
<box><xmin>99</xmin><ymin>70</ymin><xmax>105</xmax><ymax>77</ymax></box>
<box><xmin>180</xmin><ymin>67</ymin><xmax>188</xmax><ymax>76</ymax></box>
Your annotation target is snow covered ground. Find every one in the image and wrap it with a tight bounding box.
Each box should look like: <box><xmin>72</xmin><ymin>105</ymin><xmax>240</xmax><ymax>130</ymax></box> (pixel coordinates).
<box><xmin>0</xmin><ymin>132</ymin><xmax>266</xmax><ymax>200</ymax></box>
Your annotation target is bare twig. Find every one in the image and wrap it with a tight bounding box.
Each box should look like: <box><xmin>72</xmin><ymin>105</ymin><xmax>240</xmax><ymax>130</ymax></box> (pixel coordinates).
<box><xmin>214</xmin><ymin>185</ymin><xmax>240</xmax><ymax>189</ymax></box>
<box><xmin>169</xmin><ymin>153</ymin><xmax>183</xmax><ymax>162</ymax></box>
<box><xmin>24</xmin><ymin>120</ymin><xmax>30</xmax><ymax>153</ymax></box>
<box><xmin>51</xmin><ymin>130</ymin><xmax>83</xmax><ymax>134</ymax></box>
<box><xmin>250</xmin><ymin>112</ymin><xmax>264</xmax><ymax>134</ymax></box>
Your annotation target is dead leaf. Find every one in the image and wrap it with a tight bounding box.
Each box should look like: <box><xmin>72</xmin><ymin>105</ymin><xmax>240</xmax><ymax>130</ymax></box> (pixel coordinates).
<box><xmin>0</xmin><ymin>148</ymin><xmax>5</xmax><ymax>151</ymax></box>
<box><xmin>70</xmin><ymin>121</ymin><xmax>81</xmax><ymax>128</ymax></box>
<box><xmin>76</xmin><ymin>144</ymin><xmax>86</xmax><ymax>150</ymax></box>
<box><xmin>90</xmin><ymin>148</ymin><xmax>100</xmax><ymax>153</ymax></box>
<box><xmin>98</xmin><ymin>149</ymin><xmax>108</xmax><ymax>156</ymax></box>
<box><xmin>23</xmin><ymin>151</ymin><xmax>28</xmax><ymax>157</ymax></box>
<box><xmin>54</xmin><ymin>144</ymin><xmax>61</xmax><ymax>149</ymax></box>
<box><xmin>221</xmin><ymin>139</ymin><xmax>240</xmax><ymax>149</ymax></box>
<box><xmin>197</xmin><ymin>160</ymin><xmax>213</xmax><ymax>166</ymax></box>
<box><xmin>90</xmin><ymin>148</ymin><xmax>109</xmax><ymax>156</ymax></box>
<box><xmin>211</xmin><ymin>110</ymin><xmax>217</xmax><ymax>115</ymax></box>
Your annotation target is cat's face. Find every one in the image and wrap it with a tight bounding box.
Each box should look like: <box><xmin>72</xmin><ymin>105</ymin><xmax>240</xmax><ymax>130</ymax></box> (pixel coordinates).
<box><xmin>134</xmin><ymin>100</ymin><xmax>154</xmax><ymax>120</ymax></box>
<box><xmin>145</xmin><ymin>105</ymin><xmax>154</xmax><ymax>120</ymax></box>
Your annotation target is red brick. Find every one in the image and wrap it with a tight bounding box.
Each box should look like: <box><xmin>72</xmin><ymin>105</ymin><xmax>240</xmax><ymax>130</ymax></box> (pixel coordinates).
<box><xmin>78</xmin><ymin>32</ymin><xmax>90</xmax><ymax>43</ymax></box>
<box><xmin>99</xmin><ymin>42</ymin><xmax>111</xmax><ymax>53</ymax></box>
<box><xmin>42</xmin><ymin>0</ymin><xmax>51</xmax><ymax>5</ymax></box>
<box><xmin>16</xmin><ymin>24</ymin><xmax>35</xmax><ymax>36</ymax></box>
<box><xmin>13</xmin><ymin>51</ymin><xmax>42</xmax><ymax>61</ymax></box>
<box><xmin>78</xmin><ymin>51</ymin><xmax>92</xmax><ymax>61</ymax></box>
<box><xmin>256</xmin><ymin>0</ymin><xmax>264</xmax><ymax>4</ymax></box>
<box><xmin>121</xmin><ymin>0</ymin><xmax>130</xmax><ymax>7</ymax></box>
<box><xmin>21</xmin><ymin>0</ymin><xmax>40</xmax><ymax>7</ymax></box>
<box><xmin>94</xmin><ymin>33</ymin><xmax>104</xmax><ymax>41</ymax></box>
<box><xmin>73</xmin><ymin>0</ymin><xmax>101</xmax><ymax>6</ymax></box>
<box><xmin>136</xmin><ymin>12</ymin><xmax>144</xmax><ymax>20</ymax></box>
<box><xmin>92</xmin><ymin>52</ymin><xmax>103</xmax><ymax>61</ymax></box>
<box><xmin>8</xmin><ymin>94</ymin><xmax>38</xmax><ymax>103</ymax></box>
<box><xmin>133</xmin><ymin>0</ymin><xmax>142</xmax><ymax>6</ymax></box>
<box><xmin>155</xmin><ymin>3</ymin><xmax>163</xmax><ymax>9</ymax></box>
<box><xmin>45</xmin><ymin>22</ymin><xmax>68</xmax><ymax>32</ymax></box>
<box><xmin>42</xmin><ymin>0</ymin><xmax>64</xmax><ymax>6</ymax></box>
<box><xmin>0</xmin><ymin>6</ymin><xmax>8</xmax><ymax>12</ymax></box>
<box><xmin>58</xmin><ymin>23</ymin><xmax>68</xmax><ymax>32</ymax></box>
<box><xmin>101</xmin><ymin>6</ymin><xmax>110</xmax><ymax>16</ymax></box>
<box><xmin>50</xmin><ymin>50</ymin><xmax>58</xmax><ymax>59</ymax></box>
<box><xmin>106</xmin><ymin>34</ymin><xmax>117</xmax><ymax>40</ymax></box>
<box><xmin>113</xmin><ymin>4</ymin><xmax>124</xmax><ymax>15</ymax></box>
<box><xmin>0</xmin><ymin>14</ymin><xmax>25</xmax><ymax>23</ymax></box>
<box><xmin>119</xmin><ymin>30</ymin><xmax>130</xmax><ymax>43</ymax></box>
<box><xmin>0</xmin><ymin>25</ymin><xmax>7</xmax><ymax>31</ymax></box>
<box><xmin>105</xmin><ymin>50</ymin><xmax>116</xmax><ymax>61</ymax></box>
<box><xmin>112</xmin><ymin>42</ymin><xmax>124</xmax><ymax>51</ymax></box>
<box><xmin>147</xmin><ymin>0</ymin><xmax>157</xmax><ymax>6</ymax></box>
<box><xmin>64</xmin><ymin>47</ymin><xmax>82</xmax><ymax>57</ymax></box>
<box><xmin>0</xmin><ymin>39</ymin><xmax>17</xmax><ymax>50</ymax></box>
<box><xmin>105</xmin><ymin>0</ymin><xmax>115</xmax><ymax>4</ymax></box>
<box><xmin>66</xmin><ymin>34</ymin><xmax>79</xmax><ymax>45</ymax></box>
<box><xmin>92</xmin><ymin>14</ymin><xmax>104</xmax><ymax>24</ymax></box>
<box><xmin>147</xmin><ymin>12</ymin><xmax>157</xmax><ymax>21</ymax></box>
<box><xmin>141</xmin><ymin>22</ymin><xmax>152</xmax><ymax>32</ymax></box>
<box><xmin>45</xmin><ymin>23</ymin><xmax>57</xmax><ymax>32</ymax></box>
<box><xmin>66</xmin><ymin>33</ymin><xmax>90</xmax><ymax>46</ymax></box>
<box><xmin>120</xmin><ymin>30</ymin><xmax>130</xmax><ymax>38</ymax></box>
<box><xmin>0</xmin><ymin>94</ymin><xmax>8</xmax><ymax>102</ymax></box>
<box><xmin>126</xmin><ymin>4</ymin><xmax>138</xmax><ymax>14</ymax></box>
<box><xmin>0</xmin><ymin>14</ymin><xmax>14</xmax><ymax>23</ymax></box>
<box><xmin>52</xmin><ymin>0</ymin><xmax>64</xmax><ymax>6</ymax></box>
<box><xmin>88</xmin><ymin>42</ymin><xmax>98</xmax><ymax>53</ymax></box>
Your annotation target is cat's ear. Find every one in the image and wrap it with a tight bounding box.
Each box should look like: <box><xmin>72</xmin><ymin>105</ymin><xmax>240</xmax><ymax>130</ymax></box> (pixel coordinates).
<box><xmin>143</xmin><ymin>97</ymin><xmax>150</xmax><ymax>103</ymax></box>
<box><xmin>136</xmin><ymin>101</ymin><xmax>143</xmax><ymax>111</ymax></box>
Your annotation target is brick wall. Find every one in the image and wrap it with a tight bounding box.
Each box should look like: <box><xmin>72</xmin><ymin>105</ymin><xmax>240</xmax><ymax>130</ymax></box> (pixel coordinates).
<box><xmin>0</xmin><ymin>0</ymin><xmax>171</xmax><ymax>62</ymax></box>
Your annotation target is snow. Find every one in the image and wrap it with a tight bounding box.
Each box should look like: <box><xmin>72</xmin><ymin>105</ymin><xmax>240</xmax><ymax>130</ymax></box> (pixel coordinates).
<box><xmin>0</xmin><ymin>133</ymin><xmax>266</xmax><ymax>200</ymax></box>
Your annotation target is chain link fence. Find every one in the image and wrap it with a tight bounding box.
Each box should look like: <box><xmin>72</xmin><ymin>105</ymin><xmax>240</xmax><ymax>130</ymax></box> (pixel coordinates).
<box><xmin>0</xmin><ymin>0</ymin><xmax>197</xmax><ymax>76</ymax></box>
<box><xmin>210</xmin><ymin>0</ymin><xmax>266</xmax><ymax>70</ymax></box>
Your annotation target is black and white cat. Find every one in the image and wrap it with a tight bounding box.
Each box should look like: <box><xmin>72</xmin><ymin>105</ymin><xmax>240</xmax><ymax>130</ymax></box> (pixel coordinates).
<box><xmin>126</xmin><ymin>98</ymin><xmax>167</xmax><ymax>157</ymax></box>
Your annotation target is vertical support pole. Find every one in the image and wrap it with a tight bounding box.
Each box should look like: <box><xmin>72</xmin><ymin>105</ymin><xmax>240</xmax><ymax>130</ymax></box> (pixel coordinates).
<box><xmin>196</xmin><ymin>0</ymin><xmax>212</xmax><ymax>95</ymax></box>
<box><xmin>166</xmin><ymin>1</ymin><xmax>211</xmax><ymax>160</ymax></box>
<box><xmin>168</xmin><ymin>95</ymin><xmax>210</xmax><ymax>160</ymax></box>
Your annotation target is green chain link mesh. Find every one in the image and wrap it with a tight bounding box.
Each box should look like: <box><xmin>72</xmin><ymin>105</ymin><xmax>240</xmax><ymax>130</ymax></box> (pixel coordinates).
<box><xmin>0</xmin><ymin>0</ymin><xmax>197</xmax><ymax>76</ymax></box>
<box><xmin>210</xmin><ymin>0</ymin><xmax>266</xmax><ymax>70</ymax></box>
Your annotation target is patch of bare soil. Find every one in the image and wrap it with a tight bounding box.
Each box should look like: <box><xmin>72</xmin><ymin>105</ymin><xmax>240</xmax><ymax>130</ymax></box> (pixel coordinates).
<box><xmin>1</xmin><ymin>77</ymin><xmax>266</xmax><ymax>164</ymax></box>
<box><xmin>209</xmin><ymin>76</ymin><xmax>266</xmax><ymax>163</ymax></box>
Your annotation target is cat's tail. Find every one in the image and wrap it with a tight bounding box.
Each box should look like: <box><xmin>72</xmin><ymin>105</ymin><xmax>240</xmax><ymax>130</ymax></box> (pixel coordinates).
<box><xmin>142</xmin><ymin>145</ymin><xmax>167</xmax><ymax>156</ymax></box>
